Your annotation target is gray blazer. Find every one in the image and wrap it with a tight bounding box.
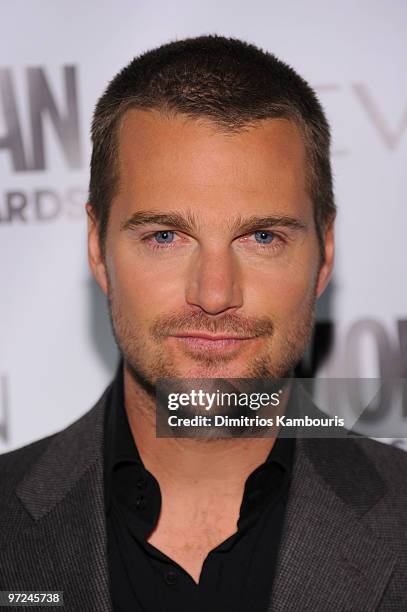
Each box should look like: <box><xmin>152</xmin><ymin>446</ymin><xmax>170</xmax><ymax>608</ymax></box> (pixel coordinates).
<box><xmin>0</xmin><ymin>384</ymin><xmax>406</xmax><ymax>611</ymax></box>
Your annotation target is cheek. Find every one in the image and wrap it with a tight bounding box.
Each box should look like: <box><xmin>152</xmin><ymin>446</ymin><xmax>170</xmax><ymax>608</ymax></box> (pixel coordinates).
<box><xmin>244</xmin><ymin>253</ymin><xmax>319</xmax><ymax>319</ymax></box>
<box><xmin>106</xmin><ymin>245</ymin><xmax>187</xmax><ymax>319</ymax></box>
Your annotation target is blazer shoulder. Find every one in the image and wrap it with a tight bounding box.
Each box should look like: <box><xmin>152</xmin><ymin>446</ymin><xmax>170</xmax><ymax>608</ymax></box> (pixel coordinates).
<box><xmin>354</xmin><ymin>436</ymin><xmax>407</xmax><ymax>490</ymax></box>
<box><xmin>0</xmin><ymin>432</ymin><xmax>57</xmax><ymax>490</ymax></box>
<box><xmin>0</xmin><ymin>432</ymin><xmax>59</xmax><ymax>535</ymax></box>
<box><xmin>0</xmin><ymin>383</ymin><xmax>109</xmax><ymax>499</ymax></box>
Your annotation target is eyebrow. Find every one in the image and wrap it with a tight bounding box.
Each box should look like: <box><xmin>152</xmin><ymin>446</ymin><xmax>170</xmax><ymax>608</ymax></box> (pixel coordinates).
<box><xmin>120</xmin><ymin>210</ymin><xmax>308</xmax><ymax>234</ymax></box>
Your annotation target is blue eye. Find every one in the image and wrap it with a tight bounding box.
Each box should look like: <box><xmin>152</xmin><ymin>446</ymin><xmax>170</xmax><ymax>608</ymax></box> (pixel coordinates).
<box><xmin>254</xmin><ymin>230</ymin><xmax>275</xmax><ymax>244</ymax></box>
<box><xmin>154</xmin><ymin>231</ymin><xmax>175</xmax><ymax>244</ymax></box>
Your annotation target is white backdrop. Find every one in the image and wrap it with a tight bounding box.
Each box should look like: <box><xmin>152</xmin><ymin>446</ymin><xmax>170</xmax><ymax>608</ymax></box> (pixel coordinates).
<box><xmin>1</xmin><ymin>0</ymin><xmax>406</xmax><ymax>453</ymax></box>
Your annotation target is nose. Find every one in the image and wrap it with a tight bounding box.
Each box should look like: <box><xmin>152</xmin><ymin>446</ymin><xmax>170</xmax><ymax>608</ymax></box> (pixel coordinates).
<box><xmin>185</xmin><ymin>247</ymin><xmax>243</xmax><ymax>315</ymax></box>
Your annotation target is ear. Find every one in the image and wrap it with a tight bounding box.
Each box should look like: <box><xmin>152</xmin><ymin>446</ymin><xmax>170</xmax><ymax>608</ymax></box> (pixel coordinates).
<box><xmin>86</xmin><ymin>203</ymin><xmax>108</xmax><ymax>295</ymax></box>
<box><xmin>316</xmin><ymin>217</ymin><xmax>335</xmax><ymax>299</ymax></box>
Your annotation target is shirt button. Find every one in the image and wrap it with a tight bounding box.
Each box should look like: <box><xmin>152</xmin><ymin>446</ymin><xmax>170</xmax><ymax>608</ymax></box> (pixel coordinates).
<box><xmin>134</xmin><ymin>495</ymin><xmax>147</xmax><ymax>510</ymax></box>
<box><xmin>164</xmin><ymin>571</ymin><xmax>177</xmax><ymax>586</ymax></box>
<box><xmin>136</xmin><ymin>476</ymin><xmax>147</xmax><ymax>490</ymax></box>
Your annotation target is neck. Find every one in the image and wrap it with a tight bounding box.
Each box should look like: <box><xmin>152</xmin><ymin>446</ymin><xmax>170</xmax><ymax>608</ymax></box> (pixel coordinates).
<box><xmin>122</xmin><ymin>364</ymin><xmax>282</xmax><ymax>496</ymax></box>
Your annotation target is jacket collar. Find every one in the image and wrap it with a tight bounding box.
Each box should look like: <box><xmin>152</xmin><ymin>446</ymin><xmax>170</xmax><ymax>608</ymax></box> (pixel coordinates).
<box><xmin>13</xmin><ymin>382</ymin><xmax>396</xmax><ymax>611</ymax></box>
<box><xmin>270</xmin><ymin>435</ymin><xmax>395</xmax><ymax>611</ymax></box>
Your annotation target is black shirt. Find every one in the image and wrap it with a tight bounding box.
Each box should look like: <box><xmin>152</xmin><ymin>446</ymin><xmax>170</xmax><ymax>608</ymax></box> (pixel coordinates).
<box><xmin>104</xmin><ymin>365</ymin><xmax>296</xmax><ymax>612</ymax></box>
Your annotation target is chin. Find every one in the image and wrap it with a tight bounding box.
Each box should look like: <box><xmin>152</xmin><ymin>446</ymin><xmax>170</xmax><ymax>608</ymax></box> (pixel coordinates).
<box><xmin>165</xmin><ymin>359</ymin><xmax>267</xmax><ymax>380</ymax></box>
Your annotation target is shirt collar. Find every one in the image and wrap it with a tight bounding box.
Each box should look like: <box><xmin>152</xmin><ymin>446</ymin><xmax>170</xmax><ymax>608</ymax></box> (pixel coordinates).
<box><xmin>104</xmin><ymin>361</ymin><xmax>296</xmax><ymax>520</ymax></box>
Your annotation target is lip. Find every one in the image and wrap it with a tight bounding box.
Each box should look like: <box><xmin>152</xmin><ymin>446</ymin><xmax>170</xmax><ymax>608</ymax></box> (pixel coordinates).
<box><xmin>173</xmin><ymin>332</ymin><xmax>254</xmax><ymax>341</ymax></box>
<box><xmin>170</xmin><ymin>333</ymin><xmax>256</xmax><ymax>352</ymax></box>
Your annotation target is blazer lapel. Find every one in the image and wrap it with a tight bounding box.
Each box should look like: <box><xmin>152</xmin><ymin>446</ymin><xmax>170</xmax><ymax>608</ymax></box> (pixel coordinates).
<box><xmin>1</xmin><ymin>387</ymin><xmax>113</xmax><ymax>612</ymax></box>
<box><xmin>4</xmin><ymin>381</ymin><xmax>398</xmax><ymax>611</ymax></box>
<box><xmin>270</xmin><ymin>435</ymin><xmax>397</xmax><ymax>611</ymax></box>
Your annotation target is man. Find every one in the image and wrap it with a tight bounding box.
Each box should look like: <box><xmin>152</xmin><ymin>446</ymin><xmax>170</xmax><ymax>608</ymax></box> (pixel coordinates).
<box><xmin>1</xmin><ymin>35</ymin><xmax>406</xmax><ymax>611</ymax></box>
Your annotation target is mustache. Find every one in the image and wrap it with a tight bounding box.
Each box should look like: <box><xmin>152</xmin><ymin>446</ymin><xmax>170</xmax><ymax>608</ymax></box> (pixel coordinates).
<box><xmin>151</xmin><ymin>310</ymin><xmax>274</xmax><ymax>339</ymax></box>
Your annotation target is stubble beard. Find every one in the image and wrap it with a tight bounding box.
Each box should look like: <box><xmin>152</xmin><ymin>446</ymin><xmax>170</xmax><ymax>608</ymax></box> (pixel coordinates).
<box><xmin>106</xmin><ymin>285</ymin><xmax>317</xmax><ymax>397</ymax></box>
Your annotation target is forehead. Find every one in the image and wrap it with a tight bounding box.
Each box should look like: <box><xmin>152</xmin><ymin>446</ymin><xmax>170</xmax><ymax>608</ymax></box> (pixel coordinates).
<box><xmin>115</xmin><ymin>108</ymin><xmax>311</xmax><ymax>219</ymax></box>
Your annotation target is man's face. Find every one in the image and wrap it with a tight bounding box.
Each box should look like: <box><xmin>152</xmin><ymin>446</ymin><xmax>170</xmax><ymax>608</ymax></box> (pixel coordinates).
<box><xmin>88</xmin><ymin>110</ymin><xmax>334</xmax><ymax>383</ymax></box>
